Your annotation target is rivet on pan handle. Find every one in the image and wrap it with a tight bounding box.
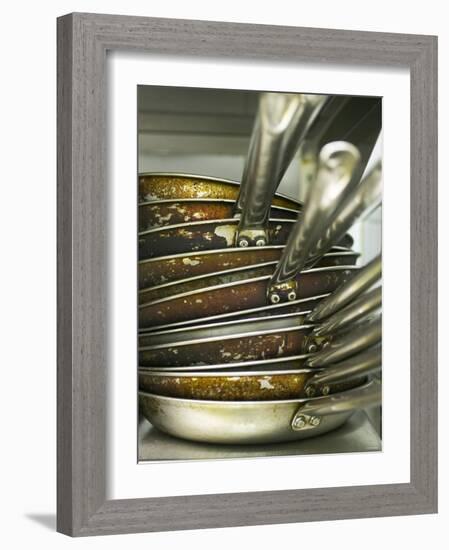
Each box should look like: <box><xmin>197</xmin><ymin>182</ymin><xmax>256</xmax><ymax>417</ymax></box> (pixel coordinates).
<box><xmin>234</xmin><ymin>93</ymin><xmax>328</xmax><ymax>248</ymax></box>
<box><xmin>304</xmin><ymin>315</ymin><xmax>382</xmax><ymax>367</ymax></box>
<box><xmin>267</xmin><ymin>141</ymin><xmax>361</xmax><ymax>304</ymax></box>
<box><xmin>307</xmin><ymin>254</ymin><xmax>382</xmax><ymax>323</ymax></box>
<box><xmin>312</xmin><ymin>285</ymin><xmax>382</xmax><ymax>337</ymax></box>
<box><xmin>303</xmin><ymin>345</ymin><xmax>381</xmax><ymax>397</ymax></box>
<box><xmin>291</xmin><ymin>378</ymin><xmax>381</xmax><ymax>431</ymax></box>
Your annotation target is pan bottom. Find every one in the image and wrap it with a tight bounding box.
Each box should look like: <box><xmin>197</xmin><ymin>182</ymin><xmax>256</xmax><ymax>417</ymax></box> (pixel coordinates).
<box><xmin>139</xmin><ymin>391</ymin><xmax>354</xmax><ymax>445</ymax></box>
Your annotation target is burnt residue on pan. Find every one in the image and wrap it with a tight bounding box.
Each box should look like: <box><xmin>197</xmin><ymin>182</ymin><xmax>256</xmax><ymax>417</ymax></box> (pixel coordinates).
<box><xmin>138</xmin><ymin>249</ymin><xmax>358</xmax><ymax>289</ymax></box>
<box><xmin>139</xmin><ymin>253</ymin><xmax>359</xmax><ymax>303</ymax></box>
<box><xmin>139</xmin><ymin>200</ymin><xmax>298</xmax><ymax>230</ymax></box>
<box><xmin>139</xmin><ymin>267</ymin><xmax>357</xmax><ymax>328</ymax></box>
<box><xmin>138</xmin><ymin>219</ymin><xmax>293</xmax><ymax>260</ymax></box>
<box><xmin>138</xmin><ymin>371</ymin><xmax>366</xmax><ymax>401</ymax></box>
<box><xmin>138</xmin><ymin>174</ymin><xmax>302</xmax><ymax>210</ymax></box>
<box><xmin>139</xmin><ymin>327</ymin><xmax>311</xmax><ymax>367</ymax></box>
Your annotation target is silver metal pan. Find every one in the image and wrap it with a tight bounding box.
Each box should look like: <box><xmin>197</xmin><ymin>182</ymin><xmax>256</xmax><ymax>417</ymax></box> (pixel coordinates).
<box><xmin>138</xmin><ymin>378</ymin><xmax>381</xmax><ymax>444</ymax></box>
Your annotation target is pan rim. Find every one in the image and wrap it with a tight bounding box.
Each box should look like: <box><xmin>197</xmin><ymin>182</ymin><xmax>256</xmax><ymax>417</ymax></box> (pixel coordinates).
<box><xmin>138</xmin><ymin>379</ymin><xmax>373</xmax><ymax>406</ymax></box>
<box><xmin>138</xmin><ymin>293</ymin><xmax>330</xmax><ymax>333</ymax></box>
<box><xmin>138</xmin><ymin>368</ymin><xmax>319</xmax><ymax>377</ymax></box>
<box><xmin>138</xmin><ymin>197</ymin><xmax>300</xmax><ymax>216</ymax></box>
<box><xmin>138</xmin><ymin>247</ymin><xmax>358</xmax><ymax>266</ymax></box>
<box><xmin>138</xmin><ymin>171</ymin><xmax>302</xmax><ymax>207</ymax></box>
<box><xmin>139</xmin><ymin>310</ymin><xmax>312</xmax><ymax>339</ymax></box>
<box><xmin>138</xmin><ymin>217</ymin><xmax>295</xmax><ymax>237</ymax></box>
<box><xmin>139</xmin><ymin>260</ymin><xmax>280</xmax><ymax>298</ymax></box>
<box><xmin>139</xmin><ymin>265</ymin><xmax>359</xmax><ymax>308</ymax></box>
<box><xmin>137</xmin><ymin>353</ymin><xmax>313</xmax><ymax>371</ymax></box>
<box><xmin>139</xmin><ymin>323</ymin><xmax>315</xmax><ymax>351</ymax></box>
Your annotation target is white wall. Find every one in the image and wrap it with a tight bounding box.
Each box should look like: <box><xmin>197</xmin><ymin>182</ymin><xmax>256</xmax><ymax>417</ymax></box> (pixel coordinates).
<box><xmin>1</xmin><ymin>1</ymin><xmax>445</xmax><ymax>548</ymax></box>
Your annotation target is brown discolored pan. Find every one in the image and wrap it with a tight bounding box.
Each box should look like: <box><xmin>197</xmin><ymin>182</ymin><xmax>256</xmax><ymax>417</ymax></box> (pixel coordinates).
<box><xmin>139</xmin><ymin>199</ymin><xmax>298</xmax><ymax>230</ymax></box>
<box><xmin>138</xmin><ymin>218</ymin><xmax>293</xmax><ymax>260</ymax></box>
<box><xmin>139</xmin><ymin>324</ymin><xmax>313</xmax><ymax>367</ymax></box>
<box><xmin>138</xmin><ymin>368</ymin><xmax>366</xmax><ymax>401</ymax></box>
<box><xmin>138</xmin><ymin>173</ymin><xmax>302</xmax><ymax>210</ymax></box>
<box><xmin>138</xmin><ymin>294</ymin><xmax>328</xmax><ymax>333</ymax></box>
<box><xmin>139</xmin><ymin>247</ymin><xmax>358</xmax><ymax>289</ymax></box>
<box><xmin>139</xmin><ymin>265</ymin><xmax>357</xmax><ymax>328</ymax></box>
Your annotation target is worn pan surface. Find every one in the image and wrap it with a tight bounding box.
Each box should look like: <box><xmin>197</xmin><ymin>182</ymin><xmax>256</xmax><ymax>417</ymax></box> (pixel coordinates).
<box><xmin>139</xmin><ymin>311</ymin><xmax>311</xmax><ymax>348</ymax></box>
<box><xmin>139</xmin><ymin>353</ymin><xmax>312</xmax><ymax>372</ymax></box>
<box><xmin>139</xmin><ymin>217</ymin><xmax>354</xmax><ymax>260</ymax></box>
<box><xmin>139</xmin><ymin>247</ymin><xmax>358</xmax><ymax>289</ymax></box>
<box><xmin>138</xmin><ymin>173</ymin><xmax>302</xmax><ymax>209</ymax></box>
<box><xmin>139</xmin><ymin>265</ymin><xmax>358</xmax><ymax>328</ymax></box>
<box><xmin>138</xmin><ymin>368</ymin><xmax>366</xmax><ymax>401</ymax></box>
<box><xmin>139</xmin><ymin>294</ymin><xmax>329</xmax><ymax>333</ymax></box>
<box><xmin>139</xmin><ymin>199</ymin><xmax>299</xmax><ymax>230</ymax></box>
<box><xmin>138</xmin><ymin>218</ymin><xmax>294</xmax><ymax>260</ymax></box>
<box><xmin>138</xmin><ymin>378</ymin><xmax>380</xmax><ymax>444</ymax></box>
<box><xmin>139</xmin><ymin>323</ymin><xmax>314</xmax><ymax>367</ymax></box>
<box><xmin>139</xmin><ymin>251</ymin><xmax>358</xmax><ymax>304</ymax></box>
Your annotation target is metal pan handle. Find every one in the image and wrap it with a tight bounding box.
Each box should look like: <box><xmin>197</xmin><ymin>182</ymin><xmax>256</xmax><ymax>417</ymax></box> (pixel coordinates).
<box><xmin>305</xmin><ymin>315</ymin><xmax>382</xmax><ymax>367</ymax></box>
<box><xmin>291</xmin><ymin>378</ymin><xmax>381</xmax><ymax>431</ymax></box>
<box><xmin>235</xmin><ymin>93</ymin><xmax>328</xmax><ymax>247</ymax></box>
<box><xmin>267</xmin><ymin>141</ymin><xmax>361</xmax><ymax>303</ymax></box>
<box><xmin>312</xmin><ymin>285</ymin><xmax>382</xmax><ymax>337</ymax></box>
<box><xmin>307</xmin><ymin>254</ymin><xmax>382</xmax><ymax>323</ymax></box>
<box><xmin>307</xmin><ymin>161</ymin><xmax>382</xmax><ymax>266</ymax></box>
<box><xmin>304</xmin><ymin>346</ymin><xmax>381</xmax><ymax>397</ymax></box>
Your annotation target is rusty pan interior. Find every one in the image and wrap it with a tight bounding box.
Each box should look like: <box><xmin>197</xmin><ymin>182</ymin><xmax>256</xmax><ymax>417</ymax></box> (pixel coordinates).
<box><xmin>138</xmin><ymin>367</ymin><xmax>366</xmax><ymax>401</ymax></box>
<box><xmin>138</xmin><ymin>173</ymin><xmax>302</xmax><ymax>210</ymax></box>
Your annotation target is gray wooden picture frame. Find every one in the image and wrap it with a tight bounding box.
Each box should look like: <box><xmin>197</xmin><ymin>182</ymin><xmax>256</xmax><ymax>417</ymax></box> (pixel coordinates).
<box><xmin>57</xmin><ymin>12</ymin><xmax>438</xmax><ymax>537</ymax></box>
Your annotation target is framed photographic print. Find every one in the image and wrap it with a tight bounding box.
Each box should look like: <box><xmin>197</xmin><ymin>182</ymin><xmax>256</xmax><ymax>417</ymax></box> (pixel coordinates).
<box><xmin>57</xmin><ymin>13</ymin><xmax>437</xmax><ymax>536</ymax></box>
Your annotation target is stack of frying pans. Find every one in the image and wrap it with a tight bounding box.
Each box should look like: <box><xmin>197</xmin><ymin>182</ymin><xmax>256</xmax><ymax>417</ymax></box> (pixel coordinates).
<box><xmin>138</xmin><ymin>93</ymin><xmax>383</xmax><ymax>445</ymax></box>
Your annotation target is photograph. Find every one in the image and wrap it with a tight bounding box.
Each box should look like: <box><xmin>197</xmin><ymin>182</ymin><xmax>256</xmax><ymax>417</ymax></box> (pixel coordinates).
<box><xmin>136</xmin><ymin>86</ymin><xmax>383</xmax><ymax>461</ymax></box>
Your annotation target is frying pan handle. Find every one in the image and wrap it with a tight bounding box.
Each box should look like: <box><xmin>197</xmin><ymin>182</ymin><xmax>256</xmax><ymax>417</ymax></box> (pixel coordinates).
<box><xmin>291</xmin><ymin>378</ymin><xmax>381</xmax><ymax>431</ymax></box>
<box><xmin>234</xmin><ymin>93</ymin><xmax>328</xmax><ymax>247</ymax></box>
<box><xmin>307</xmin><ymin>161</ymin><xmax>382</xmax><ymax>266</ymax></box>
<box><xmin>303</xmin><ymin>346</ymin><xmax>381</xmax><ymax>397</ymax></box>
<box><xmin>267</xmin><ymin>141</ymin><xmax>361</xmax><ymax>303</ymax></box>
<box><xmin>312</xmin><ymin>285</ymin><xmax>382</xmax><ymax>337</ymax></box>
<box><xmin>307</xmin><ymin>254</ymin><xmax>382</xmax><ymax>323</ymax></box>
<box><xmin>304</xmin><ymin>315</ymin><xmax>382</xmax><ymax>367</ymax></box>
<box><xmin>296</xmin><ymin>96</ymin><xmax>351</xmax><ymax>188</ymax></box>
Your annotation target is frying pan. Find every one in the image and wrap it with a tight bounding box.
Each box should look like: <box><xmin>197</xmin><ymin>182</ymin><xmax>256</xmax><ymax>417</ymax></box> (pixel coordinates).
<box><xmin>138</xmin><ymin>345</ymin><xmax>380</xmax><ymax>400</ymax></box>
<box><xmin>139</xmin><ymin>265</ymin><xmax>357</xmax><ymax>328</ymax></box>
<box><xmin>139</xmin><ymin>252</ymin><xmax>359</xmax><ymax>304</ymax></box>
<box><xmin>138</xmin><ymin>217</ymin><xmax>295</xmax><ymax>260</ymax></box>
<box><xmin>138</xmin><ymin>378</ymin><xmax>381</xmax><ymax>444</ymax></box>
<box><xmin>138</xmin><ymin>198</ymin><xmax>298</xmax><ymax>230</ymax></box>
<box><xmin>138</xmin><ymin>294</ymin><xmax>329</xmax><ymax>333</ymax></box>
<box><xmin>138</xmin><ymin>246</ymin><xmax>357</xmax><ymax>289</ymax></box>
<box><xmin>139</xmin><ymin>309</ymin><xmax>381</xmax><ymax>367</ymax></box>
<box><xmin>138</xmin><ymin>173</ymin><xmax>301</xmax><ymax>209</ymax></box>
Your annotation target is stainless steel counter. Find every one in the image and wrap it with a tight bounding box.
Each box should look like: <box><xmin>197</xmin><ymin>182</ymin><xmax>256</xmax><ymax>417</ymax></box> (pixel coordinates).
<box><xmin>138</xmin><ymin>409</ymin><xmax>381</xmax><ymax>462</ymax></box>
